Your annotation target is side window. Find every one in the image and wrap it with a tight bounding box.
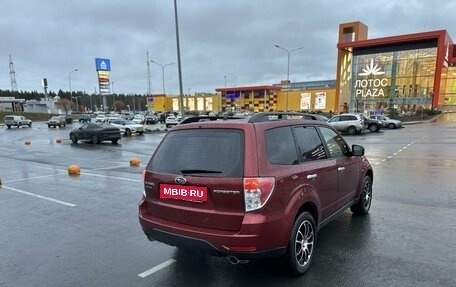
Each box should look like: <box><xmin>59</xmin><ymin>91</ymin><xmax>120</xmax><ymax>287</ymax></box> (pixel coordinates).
<box><xmin>265</xmin><ymin>127</ymin><xmax>299</xmax><ymax>165</ymax></box>
<box><xmin>318</xmin><ymin>126</ymin><xmax>350</xmax><ymax>158</ymax></box>
<box><xmin>328</xmin><ymin>116</ymin><xmax>339</xmax><ymax>123</ymax></box>
<box><xmin>294</xmin><ymin>126</ymin><xmax>327</xmax><ymax>161</ymax></box>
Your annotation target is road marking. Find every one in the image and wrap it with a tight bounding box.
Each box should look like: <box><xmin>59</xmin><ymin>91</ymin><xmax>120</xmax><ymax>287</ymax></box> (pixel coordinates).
<box><xmin>2</xmin><ymin>186</ymin><xmax>76</xmax><ymax>207</ymax></box>
<box><xmin>4</xmin><ymin>173</ymin><xmax>67</xmax><ymax>183</ymax></box>
<box><xmin>138</xmin><ymin>259</ymin><xmax>177</xmax><ymax>278</ymax></box>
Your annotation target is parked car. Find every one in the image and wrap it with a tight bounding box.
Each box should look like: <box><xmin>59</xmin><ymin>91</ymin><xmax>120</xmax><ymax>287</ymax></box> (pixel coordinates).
<box><xmin>79</xmin><ymin>114</ymin><xmax>92</xmax><ymax>123</ymax></box>
<box><xmin>139</xmin><ymin>112</ymin><xmax>374</xmax><ymax>275</ymax></box>
<box><xmin>132</xmin><ymin>114</ymin><xmax>145</xmax><ymax>124</ymax></box>
<box><xmin>109</xmin><ymin>119</ymin><xmax>144</xmax><ymax>136</ymax></box>
<box><xmin>95</xmin><ymin>115</ymin><xmax>106</xmax><ymax>123</ymax></box>
<box><xmin>61</xmin><ymin>115</ymin><xmax>73</xmax><ymax>124</ymax></box>
<box><xmin>145</xmin><ymin>115</ymin><xmax>158</xmax><ymax>125</ymax></box>
<box><xmin>369</xmin><ymin>115</ymin><xmax>403</xmax><ymax>129</ymax></box>
<box><xmin>106</xmin><ymin>114</ymin><xmax>122</xmax><ymax>123</ymax></box>
<box><xmin>165</xmin><ymin>115</ymin><xmax>179</xmax><ymax>128</ymax></box>
<box><xmin>327</xmin><ymin>113</ymin><xmax>366</xmax><ymax>135</ymax></box>
<box><xmin>361</xmin><ymin>115</ymin><xmax>382</xmax><ymax>132</ymax></box>
<box><xmin>69</xmin><ymin>123</ymin><xmax>121</xmax><ymax>144</ymax></box>
<box><xmin>47</xmin><ymin>116</ymin><xmax>66</xmax><ymax>128</ymax></box>
<box><xmin>3</xmin><ymin>115</ymin><xmax>32</xmax><ymax>129</ymax></box>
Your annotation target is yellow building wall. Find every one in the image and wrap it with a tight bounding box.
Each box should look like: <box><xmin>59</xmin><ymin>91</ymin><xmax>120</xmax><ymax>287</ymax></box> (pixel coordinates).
<box><xmin>152</xmin><ymin>95</ymin><xmax>223</xmax><ymax>113</ymax></box>
<box><xmin>276</xmin><ymin>88</ymin><xmax>337</xmax><ymax>112</ymax></box>
<box><xmin>152</xmin><ymin>90</ymin><xmax>337</xmax><ymax>113</ymax></box>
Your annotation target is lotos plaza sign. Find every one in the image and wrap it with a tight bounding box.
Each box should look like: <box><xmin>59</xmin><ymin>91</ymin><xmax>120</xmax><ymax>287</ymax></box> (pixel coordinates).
<box><xmin>354</xmin><ymin>59</ymin><xmax>389</xmax><ymax>97</ymax></box>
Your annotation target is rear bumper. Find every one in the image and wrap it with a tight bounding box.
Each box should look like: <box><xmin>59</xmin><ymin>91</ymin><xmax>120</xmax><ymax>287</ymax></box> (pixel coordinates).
<box><xmin>138</xmin><ymin>198</ymin><xmax>289</xmax><ymax>259</ymax></box>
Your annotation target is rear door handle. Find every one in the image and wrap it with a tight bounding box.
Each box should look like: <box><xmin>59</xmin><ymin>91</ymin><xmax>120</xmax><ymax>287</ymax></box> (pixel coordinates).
<box><xmin>307</xmin><ymin>174</ymin><xmax>317</xmax><ymax>180</ymax></box>
<box><xmin>338</xmin><ymin>167</ymin><xmax>345</xmax><ymax>172</ymax></box>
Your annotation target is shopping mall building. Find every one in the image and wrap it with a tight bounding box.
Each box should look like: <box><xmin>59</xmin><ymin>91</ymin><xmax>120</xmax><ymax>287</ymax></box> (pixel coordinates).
<box><xmin>151</xmin><ymin>21</ymin><xmax>456</xmax><ymax>114</ymax></box>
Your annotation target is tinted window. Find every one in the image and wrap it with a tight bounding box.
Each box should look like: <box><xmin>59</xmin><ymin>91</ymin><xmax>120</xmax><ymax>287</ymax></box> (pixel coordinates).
<box><xmin>149</xmin><ymin>129</ymin><xmax>244</xmax><ymax>177</ymax></box>
<box><xmin>318</xmin><ymin>127</ymin><xmax>350</xmax><ymax>158</ymax></box>
<box><xmin>265</xmin><ymin>127</ymin><xmax>298</xmax><ymax>165</ymax></box>
<box><xmin>294</xmin><ymin>126</ymin><xmax>327</xmax><ymax>161</ymax></box>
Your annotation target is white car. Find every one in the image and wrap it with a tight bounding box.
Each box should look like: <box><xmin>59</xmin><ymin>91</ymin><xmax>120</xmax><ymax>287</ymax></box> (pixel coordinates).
<box><xmin>109</xmin><ymin>119</ymin><xmax>144</xmax><ymax>136</ymax></box>
<box><xmin>95</xmin><ymin>115</ymin><xmax>106</xmax><ymax>123</ymax></box>
<box><xmin>132</xmin><ymin>115</ymin><xmax>145</xmax><ymax>124</ymax></box>
<box><xmin>165</xmin><ymin>115</ymin><xmax>179</xmax><ymax>128</ymax></box>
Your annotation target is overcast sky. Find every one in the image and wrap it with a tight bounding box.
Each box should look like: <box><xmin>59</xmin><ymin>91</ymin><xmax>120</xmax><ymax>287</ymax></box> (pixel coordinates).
<box><xmin>1</xmin><ymin>0</ymin><xmax>455</xmax><ymax>96</ymax></box>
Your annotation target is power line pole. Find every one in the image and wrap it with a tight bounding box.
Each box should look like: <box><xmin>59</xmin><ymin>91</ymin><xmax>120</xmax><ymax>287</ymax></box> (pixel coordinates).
<box><xmin>9</xmin><ymin>55</ymin><xmax>17</xmax><ymax>91</ymax></box>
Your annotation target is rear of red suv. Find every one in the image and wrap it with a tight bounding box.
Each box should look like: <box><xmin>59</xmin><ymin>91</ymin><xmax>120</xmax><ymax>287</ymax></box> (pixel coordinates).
<box><xmin>138</xmin><ymin>122</ymin><xmax>289</xmax><ymax>255</ymax></box>
<box><xmin>138</xmin><ymin>114</ymin><xmax>373</xmax><ymax>275</ymax></box>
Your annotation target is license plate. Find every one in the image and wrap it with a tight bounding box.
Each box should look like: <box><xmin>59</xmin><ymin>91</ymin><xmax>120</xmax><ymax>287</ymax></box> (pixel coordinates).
<box><xmin>159</xmin><ymin>184</ymin><xmax>207</xmax><ymax>202</ymax></box>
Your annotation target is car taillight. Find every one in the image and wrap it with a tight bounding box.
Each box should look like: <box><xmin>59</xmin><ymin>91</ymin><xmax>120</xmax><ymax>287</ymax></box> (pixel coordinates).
<box><xmin>243</xmin><ymin>177</ymin><xmax>276</xmax><ymax>212</ymax></box>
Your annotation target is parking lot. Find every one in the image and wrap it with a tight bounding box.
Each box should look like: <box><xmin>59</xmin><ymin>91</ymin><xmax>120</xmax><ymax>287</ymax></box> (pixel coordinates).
<box><xmin>1</xmin><ymin>114</ymin><xmax>456</xmax><ymax>287</ymax></box>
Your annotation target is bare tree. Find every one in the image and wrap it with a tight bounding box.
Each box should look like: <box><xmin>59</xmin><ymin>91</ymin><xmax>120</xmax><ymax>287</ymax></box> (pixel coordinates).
<box><xmin>54</xmin><ymin>98</ymin><xmax>72</xmax><ymax>115</ymax></box>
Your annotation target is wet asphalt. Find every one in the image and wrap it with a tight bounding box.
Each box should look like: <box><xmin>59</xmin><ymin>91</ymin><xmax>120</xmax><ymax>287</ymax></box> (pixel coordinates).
<box><xmin>0</xmin><ymin>114</ymin><xmax>455</xmax><ymax>287</ymax></box>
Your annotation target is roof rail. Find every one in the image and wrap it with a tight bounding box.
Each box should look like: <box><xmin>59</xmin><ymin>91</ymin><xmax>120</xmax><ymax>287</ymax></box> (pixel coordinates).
<box><xmin>248</xmin><ymin>112</ymin><xmax>319</xmax><ymax>123</ymax></box>
<box><xmin>179</xmin><ymin>115</ymin><xmax>245</xmax><ymax>125</ymax></box>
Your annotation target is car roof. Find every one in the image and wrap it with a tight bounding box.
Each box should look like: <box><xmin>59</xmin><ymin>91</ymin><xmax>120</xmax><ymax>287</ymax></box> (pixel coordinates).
<box><xmin>174</xmin><ymin>112</ymin><xmax>330</xmax><ymax>130</ymax></box>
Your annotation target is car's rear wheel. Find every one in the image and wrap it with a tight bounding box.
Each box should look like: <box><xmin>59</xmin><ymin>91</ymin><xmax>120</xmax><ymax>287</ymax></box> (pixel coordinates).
<box><xmin>125</xmin><ymin>129</ymin><xmax>132</xmax><ymax>136</ymax></box>
<box><xmin>70</xmin><ymin>134</ymin><xmax>78</xmax><ymax>144</ymax></box>
<box><xmin>350</xmin><ymin>175</ymin><xmax>373</xmax><ymax>215</ymax></box>
<box><xmin>92</xmin><ymin>135</ymin><xmax>99</xmax><ymax>144</ymax></box>
<box><xmin>347</xmin><ymin>126</ymin><xmax>357</xmax><ymax>135</ymax></box>
<box><xmin>286</xmin><ymin>212</ymin><xmax>316</xmax><ymax>275</ymax></box>
<box><xmin>388</xmin><ymin>123</ymin><xmax>396</xmax><ymax>129</ymax></box>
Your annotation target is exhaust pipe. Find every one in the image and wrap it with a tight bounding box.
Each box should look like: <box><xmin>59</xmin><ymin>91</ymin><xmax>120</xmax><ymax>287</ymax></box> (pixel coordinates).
<box><xmin>226</xmin><ymin>255</ymin><xmax>250</xmax><ymax>265</ymax></box>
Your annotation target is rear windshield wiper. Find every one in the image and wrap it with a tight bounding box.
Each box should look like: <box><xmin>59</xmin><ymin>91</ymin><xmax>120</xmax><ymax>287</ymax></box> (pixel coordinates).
<box><xmin>180</xmin><ymin>169</ymin><xmax>223</xmax><ymax>174</ymax></box>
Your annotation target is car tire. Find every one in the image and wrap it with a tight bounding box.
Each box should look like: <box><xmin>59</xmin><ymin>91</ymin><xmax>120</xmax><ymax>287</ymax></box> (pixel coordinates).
<box><xmin>125</xmin><ymin>129</ymin><xmax>132</xmax><ymax>136</ymax></box>
<box><xmin>112</xmin><ymin>139</ymin><xmax>118</xmax><ymax>144</ymax></box>
<box><xmin>48</xmin><ymin>125</ymin><xmax>51</xmax><ymax>128</ymax></box>
<box><xmin>369</xmin><ymin>124</ymin><xmax>379</xmax><ymax>132</ymax></box>
<box><xmin>92</xmin><ymin>135</ymin><xmax>100</xmax><ymax>144</ymax></box>
<box><xmin>350</xmin><ymin>175</ymin><xmax>373</xmax><ymax>215</ymax></box>
<box><xmin>286</xmin><ymin>212</ymin><xmax>316</xmax><ymax>275</ymax></box>
<box><xmin>70</xmin><ymin>134</ymin><xmax>78</xmax><ymax>144</ymax></box>
<box><xmin>137</xmin><ymin>131</ymin><xmax>143</xmax><ymax>135</ymax></box>
<box><xmin>7</xmin><ymin>125</ymin><xmax>11</xmax><ymax>129</ymax></box>
<box><xmin>347</xmin><ymin>126</ymin><xmax>357</xmax><ymax>135</ymax></box>
<box><xmin>388</xmin><ymin>123</ymin><xmax>396</xmax><ymax>129</ymax></box>
<box><xmin>28</xmin><ymin>123</ymin><xmax>32</xmax><ymax>127</ymax></box>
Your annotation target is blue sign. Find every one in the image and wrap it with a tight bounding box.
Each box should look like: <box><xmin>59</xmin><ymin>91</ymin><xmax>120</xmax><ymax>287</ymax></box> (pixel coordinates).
<box><xmin>226</xmin><ymin>91</ymin><xmax>240</xmax><ymax>99</ymax></box>
<box><xmin>95</xmin><ymin>58</ymin><xmax>111</xmax><ymax>71</ymax></box>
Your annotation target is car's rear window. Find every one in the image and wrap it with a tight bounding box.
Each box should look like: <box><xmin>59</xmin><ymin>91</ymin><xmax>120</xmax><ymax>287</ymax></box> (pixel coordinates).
<box><xmin>149</xmin><ymin>129</ymin><xmax>244</xmax><ymax>177</ymax></box>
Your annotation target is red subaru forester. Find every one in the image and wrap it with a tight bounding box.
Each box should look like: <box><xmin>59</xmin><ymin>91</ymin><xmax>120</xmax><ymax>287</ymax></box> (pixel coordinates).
<box><xmin>138</xmin><ymin>112</ymin><xmax>373</xmax><ymax>275</ymax></box>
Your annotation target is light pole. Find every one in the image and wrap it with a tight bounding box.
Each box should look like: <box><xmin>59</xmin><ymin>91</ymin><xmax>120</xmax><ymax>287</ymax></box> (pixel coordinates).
<box><xmin>150</xmin><ymin>60</ymin><xmax>174</xmax><ymax>95</ymax></box>
<box><xmin>274</xmin><ymin>45</ymin><xmax>304</xmax><ymax>111</ymax></box>
<box><xmin>68</xmin><ymin>69</ymin><xmax>78</xmax><ymax>112</ymax></box>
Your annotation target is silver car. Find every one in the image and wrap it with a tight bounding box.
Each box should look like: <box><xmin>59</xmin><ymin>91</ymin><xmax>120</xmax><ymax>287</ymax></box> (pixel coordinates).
<box><xmin>369</xmin><ymin>115</ymin><xmax>402</xmax><ymax>129</ymax></box>
<box><xmin>327</xmin><ymin>113</ymin><xmax>366</xmax><ymax>135</ymax></box>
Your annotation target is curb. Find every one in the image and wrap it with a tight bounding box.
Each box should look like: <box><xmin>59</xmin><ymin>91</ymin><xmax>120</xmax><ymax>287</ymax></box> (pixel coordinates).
<box><xmin>402</xmin><ymin>114</ymin><xmax>443</xmax><ymax>125</ymax></box>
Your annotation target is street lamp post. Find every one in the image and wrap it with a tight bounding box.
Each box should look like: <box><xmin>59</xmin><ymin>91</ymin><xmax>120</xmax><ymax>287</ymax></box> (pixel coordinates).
<box><xmin>68</xmin><ymin>69</ymin><xmax>78</xmax><ymax>112</ymax></box>
<box><xmin>274</xmin><ymin>45</ymin><xmax>304</xmax><ymax>111</ymax></box>
<box><xmin>150</xmin><ymin>60</ymin><xmax>174</xmax><ymax>95</ymax></box>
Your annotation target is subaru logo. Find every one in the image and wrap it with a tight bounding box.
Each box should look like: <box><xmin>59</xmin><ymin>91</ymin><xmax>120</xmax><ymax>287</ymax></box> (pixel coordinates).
<box><xmin>175</xmin><ymin>176</ymin><xmax>187</xmax><ymax>185</ymax></box>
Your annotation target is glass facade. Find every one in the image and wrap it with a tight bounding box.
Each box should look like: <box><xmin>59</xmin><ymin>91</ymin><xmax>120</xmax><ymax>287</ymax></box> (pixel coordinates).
<box><xmin>350</xmin><ymin>42</ymin><xmax>437</xmax><ymax>115</ymax></box>
<box><xmin>442</xmin><ymin>65</ymin><xmax>456</xmax><ymax>106</ymax></box>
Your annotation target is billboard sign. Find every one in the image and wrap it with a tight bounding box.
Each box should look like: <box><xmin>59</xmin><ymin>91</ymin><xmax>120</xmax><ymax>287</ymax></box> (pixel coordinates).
<box><xmin>95</xmin><ymin>58</ymin><xmax>111</xmax><ymax>71</ymax></box>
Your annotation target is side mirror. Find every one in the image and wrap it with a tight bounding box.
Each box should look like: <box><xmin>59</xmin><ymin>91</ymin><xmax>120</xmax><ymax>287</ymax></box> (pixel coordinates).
<box><xmin>352</xmin><ymin>144</ymin><xmax>365</xmax><ymax>156</ymax></box>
